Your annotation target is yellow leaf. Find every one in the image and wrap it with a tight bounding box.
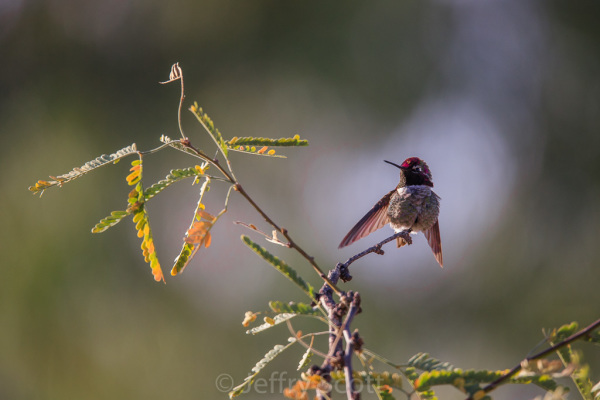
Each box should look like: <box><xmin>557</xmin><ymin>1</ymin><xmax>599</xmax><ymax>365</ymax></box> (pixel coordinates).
<box><xmin>145</xmin><ymin>239</ymin><xmax>155</xmax><ymax>254</ymax></box>
<box><xmin>453</xmin><ymin>377</ymin><xmax>465</xmax><ymax>391</ymax></box>
<box><xmin>126</xmin><ymin>170</ymin><xmax>141</xmax><ymax>185</ymax></box>
<box><xmin>264</xmin><ymin>316</ymin><xmax>275</xmax><ymax>325</ymax></box>
<box><xmin>132</xmin><ymin>211</ymin><xmax>144</xmax><ymax>223</ymax></box>
<box><xmin>268</xmin><ymin>149</ymin><xmax>276</xmax><ymax>155</ymax></box>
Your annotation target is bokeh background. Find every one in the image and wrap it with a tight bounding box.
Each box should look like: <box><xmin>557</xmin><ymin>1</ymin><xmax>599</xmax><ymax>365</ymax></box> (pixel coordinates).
<box><xmin>2</xmin><ymin>1</ymin><xmax>600</xmax><ymax>399</ymax></box>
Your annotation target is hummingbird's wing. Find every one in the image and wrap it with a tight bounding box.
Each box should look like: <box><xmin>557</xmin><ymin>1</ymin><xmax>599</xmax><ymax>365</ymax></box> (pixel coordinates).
<box><xmin>338</xmin><ymin>190</ymin><xmax>394</xmax><ymax>248</ymax></box>
<box><xmin>423</xmin><ymin>219</ymin><xmax>443</xmax><ymax>268</ymax></box>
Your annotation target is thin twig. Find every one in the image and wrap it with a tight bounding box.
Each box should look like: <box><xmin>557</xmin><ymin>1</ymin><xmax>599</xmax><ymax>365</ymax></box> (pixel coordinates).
<box><xmin>159</xmin><ymin>63</ymin><xmax>186</xmax><ymax>140</ymax></box>
<box><xmin>465</xmin><ymin>317</ymin><xmax>600</xmax><ymax>399</ymax></box>
<box><xmin>341</xmin><ymin>230</ymin><xmax>412</xmax><ymax>270</ymax></box>
<box><xmin>285</xmin><ymin>320</ymin><xmax>329</xmax><ymax>359</ymax></box>
<box><xmin>234</xmin><ymin>183</ymin><xmax>342</xmax><ymax>295</ymax></box>
<box><xmin>234</xmin><ymin>221</ymin><xmax>291</xmax><ymax>247</ymax></box>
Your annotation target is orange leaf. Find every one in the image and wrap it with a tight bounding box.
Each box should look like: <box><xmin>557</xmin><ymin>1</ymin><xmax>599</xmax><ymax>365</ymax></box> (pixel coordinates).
<box><xmin>196</xmin><ymin>210</ymin><xmax>216</xmax><ymax>223</ymax></box>
<box><xmin>185</xmin><ymin>221</ymin><xmax>208</xmax><ymax>244</ymax></box>
<box><xmin>204</xmin><ymin>232</ymin><xmax>212</xmax><ymax>248</ymax></box>
<box><xmin>145</xmin><ymin>240</ymin><xmax>155</xmax><ymax>254</ymax></box>
<box><xmin>152</xmin><ymin>267</ymin><xmax>164</xmax><ymax>283</ymax></box>
<box><xmin>257</xmin><ymin>146</ymin><xmax>268</xmax><ymax>154</ymax></box>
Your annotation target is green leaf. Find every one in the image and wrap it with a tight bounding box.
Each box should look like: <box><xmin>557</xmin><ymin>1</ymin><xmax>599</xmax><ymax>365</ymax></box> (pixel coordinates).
<box><xmin>297</xmin><ymin>348</ymin><xmax>313</xmax><ymax>371</ymax></box>
<box><xmin>225</xmin><ymin>135</ymin><xmax>308</xmax><ymax>158</ymax></box>
<box><xmin>171</xmin><ymin>242</ymin><xmax>198</xmax><ymax>276</ymax></box>
<box><xmin>144</xmin><ymin>166</ymin><xmax>207</xmax><ymax>201</ymax></box>
<box><xmin>246</xmin><ymin>313</ymin><xmax>296</xmax><ymax>335</ymax></box>
<box><xmin>227</xmin><ymin>135</ymin><xmax>308</xmax><ymax>147</ymax></box>
<box><xmin>407</xmin><ymin>353</ymin><xmax>454</xmax><ymax>372</ymax></box>
<box><xmin>229</xmin><ymin>340</ymin><xmax>296</xmax><ymax>398</ymax></box>
<box><xmin>91</xmin><ymin>210</ymin><xmax>131</xmax><ymax>233</ymax></box>
<box><xmin>29</xmin><ymin>143</ymin><xmax>138</xmax><ymax>195</ymax></box>
<box><xmin>226</xmin><ymin>145</ymin><xmax>286</xmax><ymax>158</ymax></box>
<box><xmin>190</xmin><ymin>104</ymin><xmax>229</xmax><ymax>158</ymax></box>
<box><xmin>553</xmin><ymin>322</ymin><xmax>579</xmax><ymax>341</ymax></box>
<box><xmin>511</xmin><ymin>374</ymin><xmax>560</xmax><ymax>392</ymax></box>
<box><xmin>268</xmin><ymin>301</ymin><xmax>320</xmax><ymax>316</ymax></box>
<box><xmin>241</xmin><ymin>235</ymin><xmax>315</xmax><ymax>298</ymax></box>
<box><xmin>330</xmin><ymin>370</ymin><xmax>403</xmax><ymax>390</ymax></box>
<box><xmin>549</xmin><ymin>322</ymin><xmax>594</xmax><ymax>399</ymax></box>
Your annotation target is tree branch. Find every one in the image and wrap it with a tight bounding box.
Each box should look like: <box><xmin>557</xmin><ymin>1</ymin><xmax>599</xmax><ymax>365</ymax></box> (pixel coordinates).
<box><xmin>466</xmin><ymin>317</ymin><xmax>600</xmax><ymax>399</ymax></box>
<box><xmin>179</xmin><ymin>137</ymin><xmax>342</xmax><ymax>296</ymax></box>
<box><xmin>342</xmin><ymin>230</ymin><xmax>412</xmax><ymax>272</ymax></box>
<box><xmin>341</xmin><ymin>293</ymin><xmax>361</xmax><ymax>400</ymax></box>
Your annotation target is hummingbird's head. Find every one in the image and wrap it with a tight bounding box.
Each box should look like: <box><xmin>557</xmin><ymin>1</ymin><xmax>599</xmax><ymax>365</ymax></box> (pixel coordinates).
<box><xmin>385</xmin><ymin>157</ymin><xmax>434</xmax><ymax>187</ymax></box>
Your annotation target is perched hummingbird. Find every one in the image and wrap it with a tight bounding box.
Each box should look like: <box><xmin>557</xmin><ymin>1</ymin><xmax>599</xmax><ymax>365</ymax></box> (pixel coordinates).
<box><xmin>339</xmin><ymin>157</ymin><xmax>443</xmax><ymax>267</ymax></box>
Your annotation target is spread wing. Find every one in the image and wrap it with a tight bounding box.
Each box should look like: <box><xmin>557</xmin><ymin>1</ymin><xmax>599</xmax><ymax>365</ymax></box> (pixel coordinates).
<box><xmin>339</xmin><ymin>190</ymin><xmax>394</xmax><ymax>248</ymax></box>
<box><xmin>423</xmin><ymin>219</ymin><xmax>443</xmax><ymax>268</ymax></box>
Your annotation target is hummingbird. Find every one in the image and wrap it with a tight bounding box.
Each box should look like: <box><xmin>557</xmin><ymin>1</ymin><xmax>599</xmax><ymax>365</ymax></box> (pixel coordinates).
<box><xmin>339</xmin><ymin>157</ymin><xmax>443</xmax><ymax>268</ymax></box>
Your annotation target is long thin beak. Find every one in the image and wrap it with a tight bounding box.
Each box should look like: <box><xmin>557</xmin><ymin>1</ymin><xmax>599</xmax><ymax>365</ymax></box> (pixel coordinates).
<box><xmin>384</xmin><ymin>160</ymin><xmax>403</xmax><ymax>169</ymax></box>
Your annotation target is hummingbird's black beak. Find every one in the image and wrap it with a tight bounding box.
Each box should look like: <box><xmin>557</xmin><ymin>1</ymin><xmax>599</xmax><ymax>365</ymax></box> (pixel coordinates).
<box><xmin>384</xmin><ymin>160</ymin><xmax>404</xmax><ymax>170</ymax></box>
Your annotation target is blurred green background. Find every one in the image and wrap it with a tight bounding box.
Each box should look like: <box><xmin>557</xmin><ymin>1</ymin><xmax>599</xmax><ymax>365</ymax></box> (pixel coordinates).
<box><xmin>2</xmin><ymin>1</ymin><xmax>600</xmax><ymax>399</ymax></box>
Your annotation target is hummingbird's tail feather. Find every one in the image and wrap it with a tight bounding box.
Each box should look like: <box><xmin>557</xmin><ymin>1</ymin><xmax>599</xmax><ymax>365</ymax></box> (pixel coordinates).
<box><xmin>423</xmin><ymin>220</ymin><xmax>443</xmax><ymax>268</ymax></box>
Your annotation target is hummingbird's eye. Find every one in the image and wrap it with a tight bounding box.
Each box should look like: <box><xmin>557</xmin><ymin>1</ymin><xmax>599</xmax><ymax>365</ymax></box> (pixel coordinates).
<box><xmin>413</xmin><ymin>166</ymin><xmax>422</xmax><ymax>172</ymax></box>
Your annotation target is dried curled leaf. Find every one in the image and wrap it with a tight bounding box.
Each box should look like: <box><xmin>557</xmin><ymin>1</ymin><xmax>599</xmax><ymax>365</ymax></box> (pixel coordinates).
<box><xmin>246</xmin><ymin>313</ymin><xmax>296</xmax><ymax>335</ymax></box>
<box><xmin>29</xmin><ymin>143</ymin><xmax>138</xmax><ymax>195</ymax></box>
<box><xmin>229</xmin><ymin>341</ymin><xmax>296</xmax><ymax>398</ymax></box>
